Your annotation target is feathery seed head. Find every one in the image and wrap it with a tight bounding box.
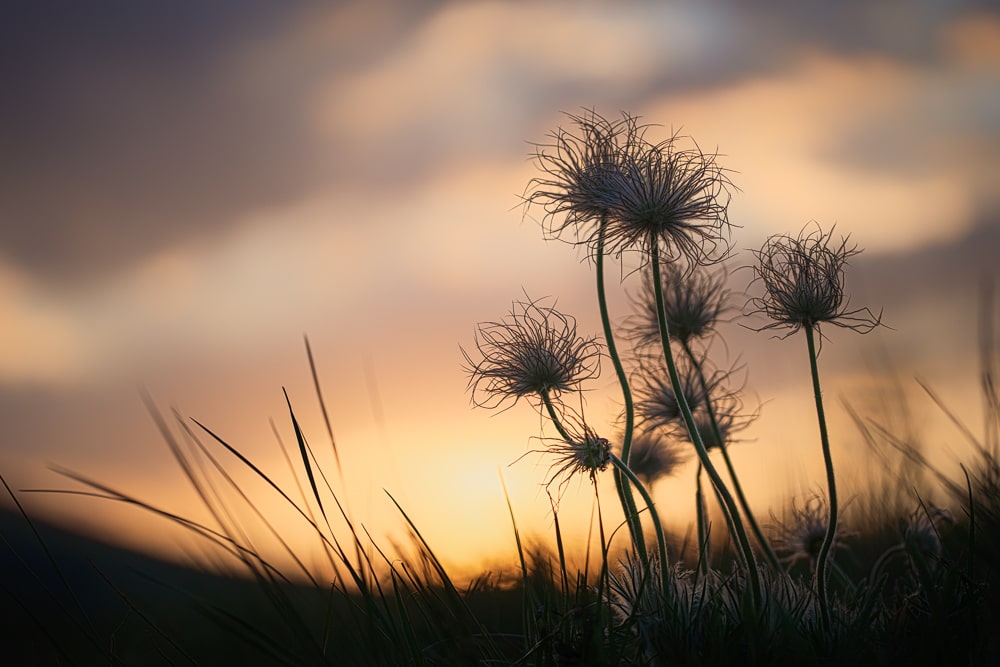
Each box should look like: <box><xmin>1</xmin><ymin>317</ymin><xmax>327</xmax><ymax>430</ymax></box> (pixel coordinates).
<box><xmin>525</xmin><ymin>109</ymin><xmax>644</xmax><ymax>253</ymax></box>
<box><xmin>623</xmin><ymin>429</ymin><xmax>687</xmax><ymax>486</ymax></box>
<box><xmin>525</xmin><ymin>110</ymin><xmax>735</xmax><ymax>266</ymax></box>
<box><xmin>772</xmin><ymin>495</ymin><xmax>855</xmax><ymax>570</ymax></box>
<box><xmin>543</xmin><ymin>420</ymin><xmax>612</xmax><ymax>488</ymax></box>
<box><xmin>602</xmin><ymin>133</ymin><xmax>735</xmax><ymax>265</ymax></box>
<box><xmin>629</xmin><ymin>261</ymin><xmax>731</xmax><ymax>348</ymax></box>
<box><xmin>463</xmin><ymin>297</ymin><xmax>601</xmax><ymax>411</ymax></box>
<box><xmin>748</xmin><ymin>224</ymin><xmax>882</xmax><ymax>337</ymax></box>
<box><xmin>634</xmin><ymin>355</ymin><xmax>709</xmax><ymax>430</ymax></box>
<box><xmin>903</xmin><ymin>504</ymin><xmax>954</xmax><ymax>563</ymax></box>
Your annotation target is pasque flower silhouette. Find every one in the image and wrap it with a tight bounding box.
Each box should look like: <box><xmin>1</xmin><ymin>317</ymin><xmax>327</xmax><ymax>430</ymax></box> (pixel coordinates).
<box><xmin>463</xmin><ymin>297</ymin><xmax>601</xmax><ymax>411</ymax></box>
<box><xmin>748</xmin><ymin>224</ymin><xmax>881</xmax><ymax>337</ymax></box>
<box><xmin>526</xmin><ymin>110</ymin><xmax>735</xmax><ymax>267</ymax></box>
<box><xmin>525</xmin><ymin>109</ymin><xmax>643</xmax><ymax>254</ymax></box>
<box><xmin>629</xmin><ymin>261</ymin><xmax>731</xmax><ymax>349</ymax></box>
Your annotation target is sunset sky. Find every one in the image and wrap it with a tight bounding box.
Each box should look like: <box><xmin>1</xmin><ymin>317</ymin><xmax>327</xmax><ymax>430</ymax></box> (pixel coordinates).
<box><xmin>2</xmin><ymin>1</ymin><xmax>999</xmax><ymax>578</ymax></box>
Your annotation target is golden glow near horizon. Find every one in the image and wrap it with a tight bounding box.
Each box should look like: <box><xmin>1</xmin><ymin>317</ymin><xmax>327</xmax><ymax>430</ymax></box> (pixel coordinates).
<box><xmin>1</xmin><ymin>2</ymin><xmax>998</xmax><ymax>579</ymax></box>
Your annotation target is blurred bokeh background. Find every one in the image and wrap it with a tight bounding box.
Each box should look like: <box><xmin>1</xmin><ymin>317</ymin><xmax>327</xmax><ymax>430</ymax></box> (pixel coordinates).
<box><xmin>1</xmin><ymin>0</ymin><xmax>998</xmax><ymax>578</ymax></box>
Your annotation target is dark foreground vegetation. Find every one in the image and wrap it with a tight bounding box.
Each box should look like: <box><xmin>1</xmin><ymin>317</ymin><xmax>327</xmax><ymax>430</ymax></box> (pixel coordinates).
<box><xmin>1</xmin><ymin>455</ymin><xmax>998</xmax><ymax>666</ymax></box>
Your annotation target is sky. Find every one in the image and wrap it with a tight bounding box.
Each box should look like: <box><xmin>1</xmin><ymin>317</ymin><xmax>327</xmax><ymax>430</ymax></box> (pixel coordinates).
<box><xmin>1</xmin><ymin>0</ymin><xmax>999</xmax><ymax>578</ymax></box>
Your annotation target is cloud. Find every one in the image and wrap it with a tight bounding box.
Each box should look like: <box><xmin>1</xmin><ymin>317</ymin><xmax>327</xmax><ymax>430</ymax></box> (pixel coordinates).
<box><xmin>0</xmin><ymin>0</ymin><xmax>331</xmax><ymax>283</ymax></box>
<box><xmin>310</xmin><ymin>2</ymin><xmax>691</xmax><ymax>179</ymax></box>
<box><xmin>641</xmin><ymin>41</ymin><xmax>996</xmax><ymax>253</ymax></box>
<box><xmin>3</xmin><ymin>0</ymin><xmax>997</xmax><ymax>288</ymax></box>
<box><xmin>0</xmin><ymin>264</ymin><xmax>88</xmax><ymax>385</ymax></box>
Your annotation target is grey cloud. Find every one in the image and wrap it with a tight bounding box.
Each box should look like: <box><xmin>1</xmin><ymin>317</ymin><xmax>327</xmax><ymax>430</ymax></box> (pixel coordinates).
<box><xmin>2</xmin><ymin>0</ymin><xmax>997</xmax><ymax>285</ymax></box>
<box><xmin>0</xmin><ymin>1</ymin><xmax>341</xmax><ymax>283</ymax></box>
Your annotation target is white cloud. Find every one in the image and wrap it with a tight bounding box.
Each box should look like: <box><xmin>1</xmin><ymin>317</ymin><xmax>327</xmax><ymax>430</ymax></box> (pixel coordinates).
<box><xmin>310</xmin><ymin>1</ymin><xmax>716</xmax><ymax>159</ymax></box>
<box><xmin>643</xmin><ymin>48</ymin><xmax>987</xmax><ymax>253</ymax></box>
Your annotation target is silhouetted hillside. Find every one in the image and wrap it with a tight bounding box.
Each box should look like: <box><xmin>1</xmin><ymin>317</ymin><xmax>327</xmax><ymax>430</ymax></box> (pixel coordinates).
<box><xmin>0</xmin><ymin>509</ymin><xmax>322</xmax><ymax>664</ymax></box>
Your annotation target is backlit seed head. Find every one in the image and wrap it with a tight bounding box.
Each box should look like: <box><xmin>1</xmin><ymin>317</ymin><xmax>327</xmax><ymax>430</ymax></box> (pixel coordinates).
<box><xmin>623</xmin><ymin>429</ymin><xmax>687</xmax><ymax>486</ymax></box>
<box><xmin>463</xmin><ymin>297</ymin><xmax>601</xmax><ymax>411</ymax></box>
<box><xmin>747</xmin><ymin>223</ymin><xmax>882</xmax><ymax>337</ymax></box>
<box><xmin>690</xmin><ymin>397</ymin><xmax>754</xmax><ymax>451</ymax></box>
<box><xmin>771</xmin><ymin>495</ymin><xmax>855</xmax><ymax>570</ymax></box>
<box><xmin>601</xmin><ymin>132</ymin><xmax>736</xmax><ymax>265</ymax></box>
<box><xmin>607</xmin><ymin>551</ymin><xmax>666</xmax><ymax>624</ymax></box>
<box><xmin>542</xmin><ymin>420</ymin><xmax>611</xmax><ymax>489</ymax></box>
<box><xmin>525</xmin><ymin>110</ymin><xmax>735</xmax><ymax>266</ymax></box>
<box><xmin>525</xmin><ymin>109</ymin><xmax>645</xmax><ymax>254</ymax></box>
<box><xmin>628</xmin><ymin>261</ymin><xmax>731</xmax><ymax>348</ymax></box>
<box><xmin>903</xmin><ymin>504</ymin><xmax>954</xmax><ymax>562</ymax></box>
<box><xmin>634</xmin><ymin>354</ymin><xmax>709</xmax><ymax>429</ymax></box>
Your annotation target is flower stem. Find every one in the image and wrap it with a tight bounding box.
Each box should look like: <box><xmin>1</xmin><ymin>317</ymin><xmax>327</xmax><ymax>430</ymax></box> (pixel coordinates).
<box><xmin>650</xmin><ymin>246</ymin><xmax>761</xmax><ymax>606</ymax></box>
<box><xmin>610</xmin><ymin>453</ymin><xmax>671</xmax><ymax>595</ymax></box>
<box><xmin>540</xmin><ymin>394</ymin><xmax>667</xmax><ymax>589</ymax></box>
<box><xmin>694</xmin><ymin>462</ymin><xmax>709</xmax><ymax>576</ymax></box>
<box><xmin>541</xmin><ymin>394</ymin><xmax>573</xmax><ymax>443</ymax></box>
<box><xmin>595</xmin><ymin>221</ymin><xmax>647</xmax><ymax>559</ymax></box>
<box><xmin>805</xmin><ymin>323</ymin><xmax>836</xmax><ymax>632</ymax></box>
<box><xmin>681</xmin><ymin>339</ymin><xmax>781</xmax><ymax>570</ymax></box>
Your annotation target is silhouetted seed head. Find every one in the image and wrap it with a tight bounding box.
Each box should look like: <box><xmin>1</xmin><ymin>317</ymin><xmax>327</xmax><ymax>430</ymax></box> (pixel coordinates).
<box><xmin>463</xmin><ymin>297</ymin><xmax>601</xmax><ymax>410</ymax></box>
<box><xmin>628</xmin><ymin>261</ymin><xmax>731</xmax><ymax>348</ymax></box>
<box><xmin>601</xmin><ymin>131</ymin><xmax>735</xmax><ymax>265</ymax></box>
<box><xmin>689</xmin><ymin>395</ymin><xmax>755</xmax><ymax>451</ymax></box>
<box><xmin>634</xmin><ymin>355</ymin><xmax>709</xmax><ymax>430</ymax></box>
<box><xmin>634</xmin><ymin>353</ymin><xmax>748</xmax><ymax>442</ymax></box>
<box><xmin>771</xmin><ymin>496</ymin><xmax>855</xmax><ymax>570</ymax></box>
<box><xmin>525</xmin><ymin>109</ymin><xmax>644</xmax><ymax>254</ymax></box>
<box><xmin>903</xmin><ymin>504</ymin><xmax>954</xmax><ymax>563</ymax></box>
<box><xmin>543</xmin><ymin>421</ymin><xmax>611</xmax><ymax>488</ymax></box>
<box><xmin>623</xmin><ymin>429</ymin><xmax>687</xmax><ymax>486</ymax></box>
<box><xmin>525</xmin><ymin>110</ymin><xmax>735</xmax><ymax>265</ymax></box>
<box><xmin>747</xmin><ymin>224</ymin><xmax>882</xmax><ymax>337</ymax></box>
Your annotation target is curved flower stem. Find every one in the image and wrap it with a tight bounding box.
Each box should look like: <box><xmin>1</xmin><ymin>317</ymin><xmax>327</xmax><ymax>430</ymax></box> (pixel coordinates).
<box><xmin>650</xmin><ymin>245</ymin><xmax>761</xmax><ymax>606</ymax></box>
<box><xmin>694</xmin><ymin>461</ymin><xmax>709</xmax><ymax>576</ymax></box>
<box><xmin>540</xmin><ymin>394</ymin><xmax>666</xmax><ymax>585</ymax></box>
<box><xmin>805</xmin><ymin>323</ymin><xmax>836</xmax><ymax>632</ymax></box>
<box><xmin>609</xmin><ymin>453</ymin><xmax>671</xmax><ymax>597</ymax></box>
<box><xmin>680</xmin><ymin>339</ymin><xmax>781</xmax><ymax>570</ymax></box>
<box><xmin>541</xmin><ymin>393</ymin><xmax>573</xmax><ymax>443</ymax></box>
<box><xmin>594</xmin><ymin>220</ymin><xmax>647</xmax><ymax>559</ymax></box>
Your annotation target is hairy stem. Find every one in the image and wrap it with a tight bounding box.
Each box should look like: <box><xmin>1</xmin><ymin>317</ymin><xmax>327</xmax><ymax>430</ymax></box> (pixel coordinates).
<box><xmin>806</xmin><ymin>324</ymin><xmax>837</xmax><ymax>632</ymax></box>
<box><xmin>650</xmin><ymin>246</ymin><xmax>761</xmax><ymax>606</ymax></box>
<box><xmin>595</xmin><ymin>220</ymin><xmax>647</xmax><ymax>559</ymax></box>
<box><xmin>680</xmin><ymin>339</ymin><xmax>781</xmax><ymax>569</ymax></box>
<box><xmin>540</xmin><ymin>395</ymin><xmax>669</xmax><ymax>589</ymax></box>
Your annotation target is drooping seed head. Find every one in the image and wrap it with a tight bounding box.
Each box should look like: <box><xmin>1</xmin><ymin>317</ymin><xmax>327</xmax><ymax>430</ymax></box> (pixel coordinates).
<box><xmin>540</xmin><ymin>419</ymin><xmax>612</xmax><ymax>489</ymax></box>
